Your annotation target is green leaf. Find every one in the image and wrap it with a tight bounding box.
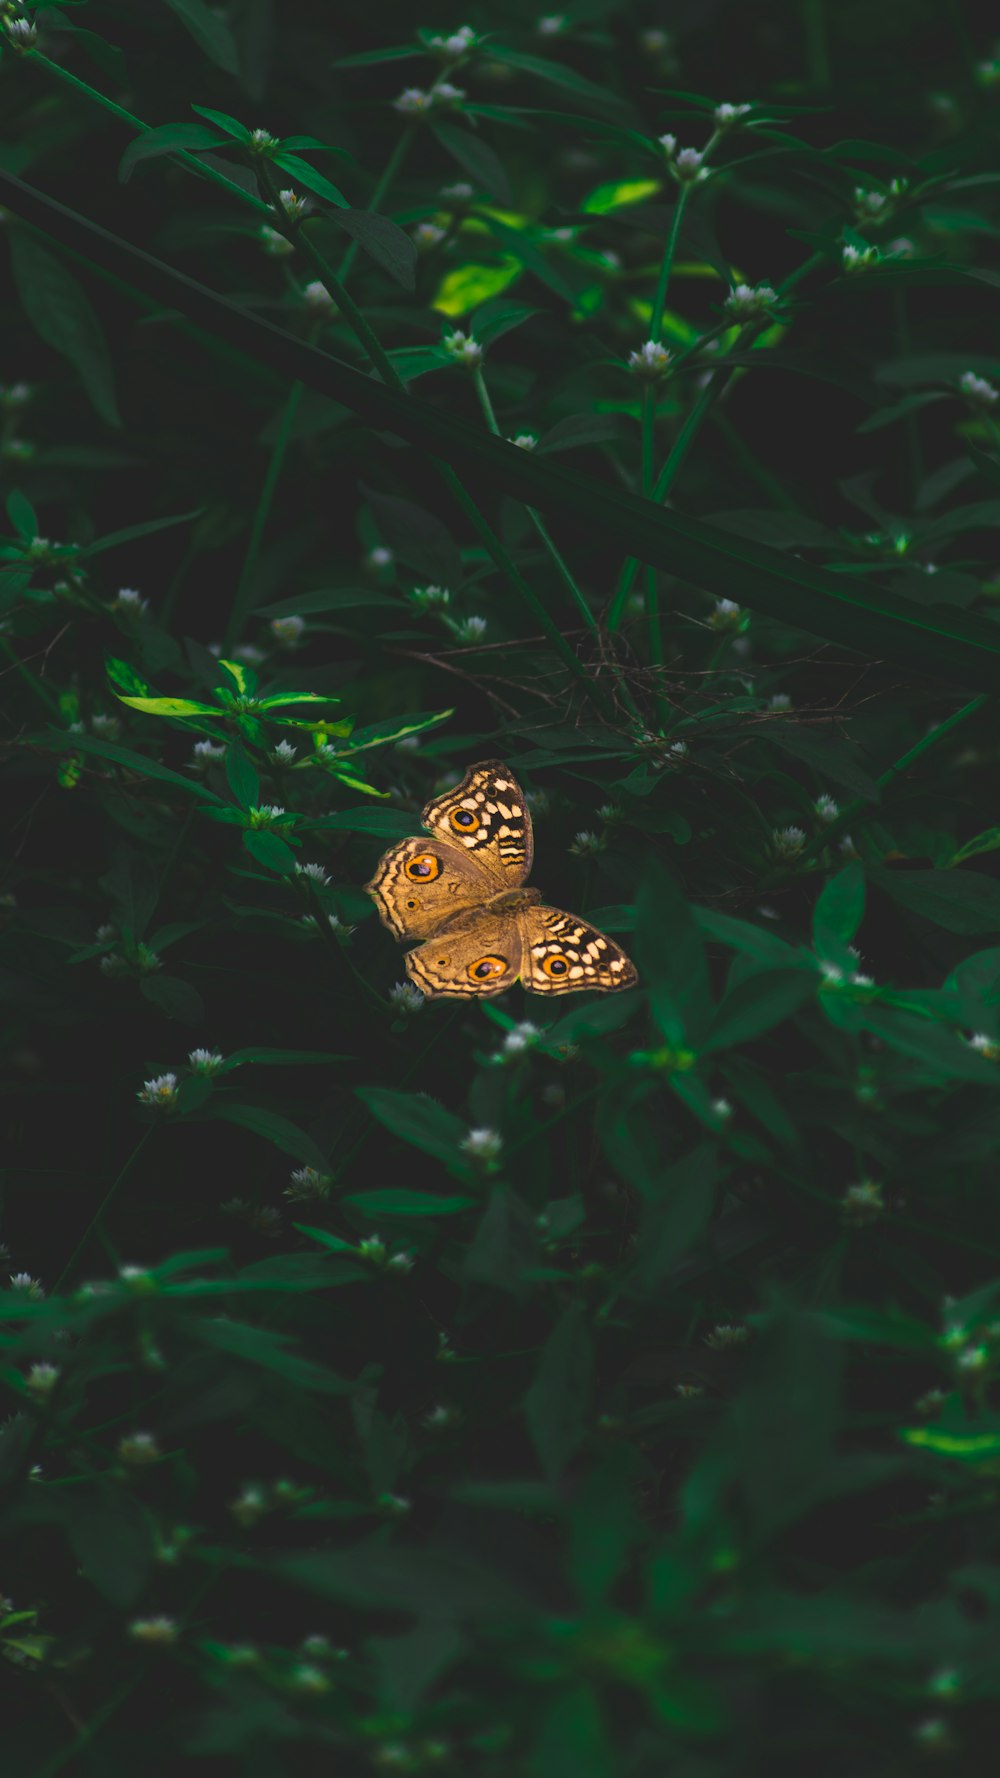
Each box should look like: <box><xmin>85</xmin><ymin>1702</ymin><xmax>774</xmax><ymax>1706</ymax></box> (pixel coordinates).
<box><xmin>65</xmin><ymin>1484</ymin><xmax>153</xmax><ymax>1607</ymax></box>
<box><xmin>342</xmin><ymin>1189</ymin><xmax>475</xmax><ymax>1217</ymax></box>
<box><xmin>162</xmin><ymin>0</ymin><xmax>240</xmax><ymax>74</ymax></box>
<box><xmin>356</xmin><ymin>1087</ymin><xmax>469</xmax><ymax>1175</ymax></box>
<box><xmin>432</xmin><ymin>260</ymin><xmax>522</xmax><ymax>317</ymax></box>
<box><xmin>874</xmin><ymin>867</ymin><xmax>1000</xmax><ymax>933</ymax></box>
<box><xmin>9</xmin><ymin>231</ymin><xmax>121</xmax><ymax>428</ymax></box>
<box><xmin>188</xmin><ymin>1316</ymin><xmax>350</xmax><ymax>1391</ymax></box>
<box><xmin>430</xmin><ymin>121</ymin><xmax>513</xmax><ymax>204</ymax></box>
<box><xmin>307</xmin><ymin>808</ymin><xmax>420</xmax><ymax>839</ymax></box>
<box><xmin>327</xmin><ymin>209</ymin><xmax>415</xmax><ymax>286</ymax></box>
<box><xmin>119</xmin><ymin>122</ymin><xmax>227</xmax><ymax>182</ymax></box>
<box><xmin>105</xmin><ymin>655</ymin><xmax>151</xmax><ymax>697</ymax></box>
<box><xmin>524</xmin><ymin>1303</ymin><xmax>593</xmax><ymax>1482</ymax></box>
<box><xmin>140</xmin><ymin>974</ymin><xmax>206</xmax><ymax>1024</ymax></box>
<box><xmin>211</xmin><ymin>1104</ymin><xmax>328</xmax><ymax>1169</ymax></box>
<box><xmin>813</xmin><ymin>862</ymin><xmax>867</xmax><ymax>961</ymax></box>
<box><xmin>530</xmin><ymin>1688</ymin><xmax>614</xmax><ymax>1778</ymax></box>
<box><xmin>242</xmin><ymin>829</ymin><xmax>297</xmax><ymax>873</ymax></box>
<box><xmin>225</xmin><ymin>741</ymin><xmax>259</xmax><ymax>809</ymax></box>
<box><xmin>38</xmin><ymin>729</ymin><xmax>224</xmax><ymax>802</ymax></box>
<box><xmin>6</xmin><ymin>488</ymin><xmax>38</xmax><ymax>539</ymax></box>
<box><xmin>568</xmin><ymin>1448</ymin><xmax>643</xmax><ymax>1611</ymax></box>
<box><xmin>254</xmin><ymin>586</ymin><xmax>401</xmax><ymax>618</ymax></box>
<box><xmin>115</xmin><ymin>695</ymin><xmax>221</xmax><ymax>716</ymax></box>
<box><xmin>220</xmin><ymin>1048</ymin><xmax>349</xmax><ymax>1070</ymax></box>
<box><xmin>486</xmin><ymin>46</ymin><xmax>632</xmax><ymax>120</ymax></box>
<box><xmin>463</xmin><ymin>1187</ymin><xmax>539</xmax><ymax>1293</ymax></box>
<box><xmin>622</xmin><ymin>1143</ymin><xmax>721</xmax><ymax>1296</ymax></box>
<box><xmin>81</xmin><ymin>508</ymin><xmax>202</xmax><ymax>558</ymax></box>
<box><xmin>635</xmin><ymin>859</ymin><xmax>711</xmax><ymax>1045</ymax></box>
<box><xmin>273</xmin><ymin>152</ymin><xmax>349</xmax><ymax>210</ymax></box>
<box><xmin>703</xmin><ymin>970</ymin><xmax>815</xmax><ymax>1052</ymax></box>
<box><xmin>364</xmin><ymin>490</ymin><xmax>462</xmax><ymax>589</ymax></box>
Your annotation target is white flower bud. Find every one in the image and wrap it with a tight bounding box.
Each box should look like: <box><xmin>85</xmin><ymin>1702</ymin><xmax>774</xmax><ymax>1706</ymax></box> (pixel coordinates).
<box><xmin>461</xmin><ymin>1127</ymin><xmax>502</xmax><ymax>1160</ymax></box>
<box><xmin>627</xmin><ymin>339</ymin><xmax>672</xmax><ymax>378</ymax></box>
<box><xmin>959</xmin><ymin>371</ymin><xmax>999</xmax><ymax>408</ymax></box>
<box><xmin>443</xmin><ymin>328</ymin><xmax>483</xmax><ymax>366</ymax></box>
<box><xmin>137</xmin><ymin>1072</ymin><xmax>179</xmax><ymax>1108</ymax></box>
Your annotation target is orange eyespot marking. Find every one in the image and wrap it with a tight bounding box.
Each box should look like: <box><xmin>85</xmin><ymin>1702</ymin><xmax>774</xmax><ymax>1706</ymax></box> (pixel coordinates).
<box><xmin>468</xmin><ymin>955</ymin><xmax>507</xmax><ymax>981</ymax></box>
<box><xmin>450</xmin><ymin>807</ymin><xmax>480</xmax><ymax>832</ymax></box>
<box><xmin>542</xmin><ymin>954</ymin><xmax>569</xmax><ymax>978</ymax></box>
<box><xmin>405</xmin><ymin>853</ymin><xmax>441</xmax><ymax>881</ymax></box>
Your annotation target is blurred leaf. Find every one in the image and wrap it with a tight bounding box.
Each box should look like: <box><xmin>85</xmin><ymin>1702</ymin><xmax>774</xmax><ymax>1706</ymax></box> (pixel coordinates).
<box><xmin>140</xmin><ymin>973</ymin><xmax>205</xmax><ymax>1023</ymax></box>
<box><xmin>622</xmin><ymin>1143</ymin><xmax>720</xmax><ymax>1295</ymax></box>
<box><xmin>161</xmin><ymin>0</ymin><xmax>239</xmax><ymax>73</ymax></box>
<box><xmin>635</xmin><ymin>859</ymin><xmax>711</xmax><ymax>1045</ymax></box>
<box><xmin>10</xmin><ymin>231</ymin><xmax>121</xmax><ymax>428</ymax></box>
<box><xmin>330</xmin><ymin>209</ymin><xmax>415</xmax><ymax>284</ymax></box>
<box><xmin>211</xmin><ymin>1104</ymin><xmax>328</xmax><ymax>1168</ymax></box>
<box><xmin>530</xmin><ymin>1687</ymin><xmax>614</xmax><ymax>1778</ymax></box>
<box><xmin>703</xmin><ymin>970</ymin><xmax>814</xmax><ymax>1052</ymax></box>
<box><xmin>343</xmin><ymin>1189</ymin><xmax>474</xmax><ymax>1216</ymax></box>
<box><xmin>225</xmin><ymin>741</ymin><xmax>259</xmax><ymax>809</ymax></box>
<box><xmin>874</xmin><ymin>867</ymin><xmax>1000</xmax><ymax>933</ymax></box>
<box><xmin>430</xmin><ymin>121</ymin><xmax>512</xmax><ymax>204</ymax></box>
<box><xmin>525</xmin><ymin>1303</ymin><xmax>593</xmax><ymax>1482</ymax></box>
<box><xmin>119</xmin><ymin>121</ymin><xmax>227</xmax><ymax>182</ymax></box>
<box><xmin>812</xmin><ymin>862</ymin><xmax>866</xmax><ymax>962</ymax></box>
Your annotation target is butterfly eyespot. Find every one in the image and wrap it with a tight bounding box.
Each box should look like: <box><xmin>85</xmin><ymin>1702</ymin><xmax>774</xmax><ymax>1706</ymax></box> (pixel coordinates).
<box><xmin>450</xmin><ymin>808</ymin><xmax>480</xmax><ymax>832</ymax></box>
<box><xmin>407</xmin><ymin>899</ymin><xmax>417</xmax><ymax>909</ymax></box>
<box><xmin>468</xmin><ymin>955</ymin><xmax>507</xmax><ymax>981</ymax></box>
<box><xmin>542</xmin><ymin>954</ymin><xmax>569</xmax><ymax>978</ymax></box>
<box><xmin>405</xmin><ymin>853</ymin><xmax>441</xmax><ymax>881</ymax></box>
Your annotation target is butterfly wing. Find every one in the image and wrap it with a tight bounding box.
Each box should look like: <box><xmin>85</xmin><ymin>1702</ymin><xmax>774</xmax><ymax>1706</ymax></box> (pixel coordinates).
<box><xmin>519</xmin><ymin>906</ymin><xmax>638</xmax><ymax>995</ymax></box>
<box><xmin>419</xmin><ymin>761</ymin><xmax>533</xmax><ymax>892</ymax></box>
<box><xmin>365</xmin><ymin>835</ymin><xmax>488</xmax><ymax>941</ymax></box>
<box><xmin>405</xmin><ymin>913</ymin><xmax>523</xmax><ymax>999</ymax></box>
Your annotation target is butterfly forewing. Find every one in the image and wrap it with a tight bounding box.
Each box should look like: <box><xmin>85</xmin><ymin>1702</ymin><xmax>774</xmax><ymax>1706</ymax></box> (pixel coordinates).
<box><xmin>519</xmin><ymin>907</ymin><xmax>638</xmax><ymax>995</ymax></box>
<box><xmin>419</xmin><ymin>760</ymin><xmax>533</xmax><ymax>890</ymax></box>
<box><xmin>365</xmin><ymin>835</ymin><xmax>487</xmax><ymax>941</ymax></box>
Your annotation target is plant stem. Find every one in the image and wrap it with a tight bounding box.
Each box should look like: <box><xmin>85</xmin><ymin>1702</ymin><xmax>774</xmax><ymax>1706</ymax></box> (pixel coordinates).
<box><xmin>0</xmin><ymin>634</ymin><xmax>61</xmax><ymax>713</ymax></box>
<box><xmin>224</xmin><ymin>378</ymin><xmax>304</xmax><ymax>650</ymax></box>
<box><xmin>54</xmin><ymin>1128</ymin><xmax>154</xmax><ymax>1291</ymax></box>
<box><xmin>608</xmin><ymin>375</ymin><xmax>720</xmax><ymax>630</ymax></box>
<box><xmin>650</xmin><ymin>186</ymin><xmax>689</xmax><ymax>342</ymax></box>
<box><xmin>337</xmin><ymin>126</ymin><xmax>414</xmax><ymax>284</ymax></box>
<box><xmin>798</xmin><ymin>692</ymin><xmax>988</xmax><ymax>863</ymax></box>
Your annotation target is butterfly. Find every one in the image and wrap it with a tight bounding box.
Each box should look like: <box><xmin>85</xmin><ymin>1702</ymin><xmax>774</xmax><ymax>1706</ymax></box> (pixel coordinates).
<box><xmin>365</xmin><ymin>760</ymin><xmax>638</xmax><ymax>998</ymax></box>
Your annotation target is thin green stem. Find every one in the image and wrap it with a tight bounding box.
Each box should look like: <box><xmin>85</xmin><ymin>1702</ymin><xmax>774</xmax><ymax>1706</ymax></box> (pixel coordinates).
<box><xmin>710</xmin><ymin>408</ymin><xmax>799</xmax><ymax>511</ymax></box>
<box><xmin>0</xmin><ymin>634</ymin><xmax>61</xmax><ymax>714</ymax></box>
<box><xmin>608</xmin><ymin>374</ymin><xmax>721</xmax><ymax>630</ymax></box>
<box><xmin>224</xmin><ymin>378</ymin><xmax>304</xmax><ymax>650</ymax></box>
<box><xmin>472</xmin><ymin>365</ymin><xmax>500</xmax><ymax>434</ymax></box>
<box><xmin>798</xmin><ymin>693</ymin><xmax>988</xmax><ymax>864</ymax></box>
<box><xmin>338</xmin><ymin>127</ymin><xmax>414</xmax><ymax>285</ymax></box>
<box><xmin>54</xmin><ymin>1128</ymin><xmax>154</xmax><ymax>1292</ymax></box>
<box><xmin>801</xmin><ymin>0</ymin><xmax>831</xmax><ymax>86</ymax></box>
<box><xmin>650</xmin><ymin>186</ymin><xmax>689</xmax><ymax>342</ymax></box>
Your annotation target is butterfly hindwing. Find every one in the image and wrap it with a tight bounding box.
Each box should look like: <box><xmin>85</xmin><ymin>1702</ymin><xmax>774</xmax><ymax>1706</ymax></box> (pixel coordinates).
<box><xmin>405</xmin><ymin>915</ymin><xmax>523</xmax><ymax>999</ymax></box>
<box><xmin>364</xmin><ymin>835</ymin><xmax>486</xmax><ymax>941</ymax></box>
<box><xmin>519</xmin><ymin>906</ymin><xmax>638</xmax><ymax>995</ymax></box>
<box><xmin>419</xmin><ymin>761</ymin><xmax>533</xmax><ymax>890</ymax></box>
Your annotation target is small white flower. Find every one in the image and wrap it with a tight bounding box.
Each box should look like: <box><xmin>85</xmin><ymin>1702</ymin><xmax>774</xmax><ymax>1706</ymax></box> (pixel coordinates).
<box><xmin>668</xmin><ymin>741</ymin><xmax>688</xmax><ymax>758</ymax></box>
<box><xmin>957</xmin><ymin>1344</ymin><xmax>989</xmax><ymax>1373</ymax></box>
<box><xmin>128</xmin><ymin>1616</ymin><xmax>178</xmax><ymax>1645</ymax></box>
<box><xmin>26</xmin><ymin>1362</ymin><xmax>60</xmax><ymax>1395</ymax></box>
<box><xmin>673</xmin><ymin>146</ymin><xmax>707</xmax><ymax>183</ymax></box>
<box><xmin>137</xmin><ymin>1072</ymin><xmax>179</xmax><ymax>1108</ymax></box>
<box><xmin>91</xmin><ymin>713</ymin><xmax>121</xmax><ymax>738</ymax></box>
<box><xmin>854</xmin><ymin>186</ymin><xmax>888</xmax><ymax>216</ymax></box>
<box><xmin>423</xmin><ymin>1403</ymin><xmax>457</xmax><ymax>1428</ymax></box>
<box><xmin>525</xmin><ymin>788</ymin><xmax>550</xmax><ymax>813</ymax></box>
<box><xmin>249</xmin><ymin>804</ymin><xmax>285</xmax><ymax>825</ymax></box>
<box><xmin>709</xmin><ymin>597</ymin><xmax>744</xmax><ymax>630</ymax></box>
<box><xmin>358</xmin><ymin>1234</ymin><xmax>386</xmax><ymax>1265</ymax></box>
<box><xmin>284</xmin><ymin>1165</ymin><xmax>333</xmax><ymax>1202</ymax></box>
<box><xmin>118</xmin><ymin>1431</ymin><xmax>160</xmax><ymax>1465</ymax></box>
<box><xmin>503</xmin><ymin>1021</ymin><xmax>540</xmax><ymax>1056</ymax></box>
<box><xmin>851</xmin><ymin>972</ymin><xmax>874</xmax><ymax>988</ymax></box>
<box><xmin>277</xmin><ymin>188</ymin><xmax>308</xmax><ymax>219</ymax></box>
<box><xmin>393</xmin><ymin>85</ymin><xmax>436</xmax><ymax>116</ymax></box>
<box><xmin>192</xmin><ymin>740</ymin><xmax>226</xmax><ymax>765</ymax></box>
<box><xmin>387</xmin><ymin>1250</ymin><xmax>415</xmax><ymax>1272</ymax></box>
<box><xmin>413</xmin><ymin>221</ymin><xmax>446</xmax><ymax>251</ymax></box>
<box><xmin>958</xmin><ymin>370</ymin><xmax>999</xmax><ymax>408</ymax></box>
<box><xmin>767</xmin><ymin>693</ymin><xmax>791</xmax><ymax>711</ymax></box>
<box><xmin>5</xmin><ymin>18</ymin><xmax>38</xmax><ymax>47</ymax></box>
<box><xmin>536</xmin><ymin>13</ymin><xmax>566</xmax><ymax>34</ymax></box>
<box><xmin>461</xmin><ymin>1126</ymin><xmax>502</xmax><ymax>1160</ymax></box>
<box><xmin>839</xmin><ymin>834</ymin><xmax>858</xmax><ymax>858</ymax></box>
<box><xmin>454</xmin><ymin>614</ymin><xmax>487</xmax><ymax>643</ymax></box>
<box><xmin>842</xmin><ymin>1179</ymin><xmax>884</xmax><ymax>1223</ymax></box>
<box><xmin>271</xmin><ymin>739</ymin><xmax>297</xmax><ymax>764</ymax></box>
<box><xmin>711</xmin><ymin>1097</ymin><xmax>733</xmax><ymax>1122</ymax></box>
<box><xmin>267</xmin><ymin>614</ymin><xmax>305</xmax><ymax>651</ymax></box>
<box><xmin>674</xmin><ymin>1382</ymin><xmax>704</xmax><ymax>1398</ymax></box>
<box><xmin>434</xmin><ymin>81</ymin><xmax>466</xmax><ymax>106</ymax></box>
<box><xmin>99</xmin><ymin>953</ymin><xmax>128</xmax><ymax>976</ymax></box>
<box><xmin>814</xmin><ymin>793</ymin><xmax>839</xmax><ymax>823</ymax></box>
<box><xmin>302</xmin><ymin>279</ymin><xmax>337</xmax><ymax>311</ymax></box>
<box><xmin>968</xmin><ymin>1032</ymin><xmax>1000</xmax><ymax>1060</ymax></box>
<box><xmin>569</xmin><ymin>829</ymin><xmax>602</xmax><ymax>855</ymax></box>
<box><xmin>440</xmin><ymin>180</ymin><xmax>473</xmax><ymax>203</ymax></box>
<box><xmin>9</xmin><ymin>1273</ymin><xmax>44</xmax><ymax>1299</ymax></box>
<box><xmin>232</xmin><ymin>642</ymin><xmax>265</xmax><ymax>665</ymax></box>
<box><xmin>260</xmin><ymin>224</ymin><xmax>294</xmax><ymax>257</ymax></box>
<box><xmin>366</xmin><ymin>545</ymin><xmax>394</xmax><ymax>571</ymax></box>
<box><xmin>411</xmin><ymin>583</ymin><xmax>451</xmax><ymax>610</ymax></box>
<box><xmin>819</xmin><ymin>961</ymin><xmax>845</xmax><ymax>984</ymax></box>
<box><xmin>511</xmin><ymin>432</ymin><xmax>538</xmax><ymax>450</ymax></box>
<box><xmin>378</xmin><ymin>1492</ymin><xmax>411</xmax><ymax>1515</ymax></box>
<box><xmin>627</xmin><ymin>339</ymin><xmax>672</xmax><ymax>378</ymax></box>
<box><xmin>772</xmin><ymin>825</ymin><xmax>806</xmax><ymax>857</ymax></box>
<box><xmin>231</xmin><ymin>1483</ymin><xmax>268</xmax><ymax>1525</ymax></box>
<box><xmin>188</xmin><ymin>1048</ymin><xmax>224</xmax><ymax>1075</ymax></box>
<box><xmin>657</xmin><ymin>132</ymin><xmax>677</xmax><ymax>156</ymax></box>
<box><xmin>640</xmin><ymin>28</ymin><xmax>672</xmax><ymax>55</ymax></box>
<box><xmin>428</xmin><ymin>24</ymin><xmax>478</xmax><ymax>59</ymax></box>
<box><xmin>0</xmin><ymin>381</ymin><xmax>32</xmax><ymax>407</ymax></box>
<box><xmin>388</xmin><ymin>981</ymin><xmax>424</xmax><ymax>1014</ymax></box>
<box><xmin>714</xmin><ymin>101</ymin><xmax>752</xmax><ymax>127</ymax></box>
<box><xmin>842</xmin><ymin>241</ymin><xmax>878</xmax><ymax>272</ymax></box>
<box><xmin>704</xmin><ymin>1323</ymin><xmax>749</xmax><ymax>1349</ymax></box>
<box><xmin>295</xmin><ymin>862</ymin><xmax>330</xmax><ymax>885</ymax></box>
<box><xmin>249</xmin><ymin>127</ymin><xmax>279</xmax><ymax>151</ymax></box>
<box><xmin>443</xmin><ymin>328</ymin><xmax>483</xmax><ymax>366</ymax></box>
<box><xmin>914</xmin><ymin>1387</ymin><xmax>946</xmax><ymax>1415</ymax></box>
<box><xmin>114</xmin><ymin>587</ymin><xmax>148</xmax><ymax>614</ymax></box>
<box><xmin>291</xmin><ymin>1664</ymin><xmax>330</xmax><ymax>1693</ymax></box>
<box><xmin>723</xmin><ymin>281</ymin><xmax>778</xmax><ymax>318</ymax></box>
<box><xmin>885</xmin><ymin>236</ymin><xmax>915</xmax><ymax>258</ymax></box>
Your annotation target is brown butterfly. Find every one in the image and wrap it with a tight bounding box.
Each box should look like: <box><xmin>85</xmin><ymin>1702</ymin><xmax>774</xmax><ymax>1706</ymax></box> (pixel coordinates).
<box><xmin>365</xmin><ymin>760</ymin><xmax>638</xmax><ymax>998</ymax></box>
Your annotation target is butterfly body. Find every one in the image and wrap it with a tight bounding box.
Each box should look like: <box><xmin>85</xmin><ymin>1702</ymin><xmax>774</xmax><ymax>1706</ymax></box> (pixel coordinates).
<box><xmin>366</xmin><ymin>761</ymin><xmax>638</xmax><ymax>1000</ymax></box>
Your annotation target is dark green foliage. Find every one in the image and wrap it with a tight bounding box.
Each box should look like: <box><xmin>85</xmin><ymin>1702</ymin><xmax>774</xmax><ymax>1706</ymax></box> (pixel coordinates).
<box><xmin>3</xmin><ymin>2</ymin><xmax>1000</xmax><ymax>1773</ymax></box>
